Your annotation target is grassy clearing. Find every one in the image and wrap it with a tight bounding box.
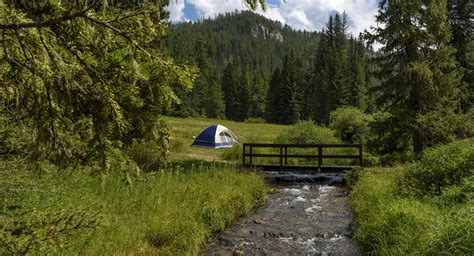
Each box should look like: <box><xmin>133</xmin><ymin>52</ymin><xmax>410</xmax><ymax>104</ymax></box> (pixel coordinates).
<box><xmin>165</xmin><ymin>117</ymin><xmax>362</xmax><ymax>166</ymax></box>
<box><xmin>349</xmin><ymin>139</ymin><xmax>474</xmax><ymax>255</ymax></box>
<box><xmin>1</xmin><ymin>162</ymin><xmax>266</xmax><ymax>255</ymax></box>
<box><xmin>163</xmin><ymin>116</ymin><xmax>288</xmax><ymax>162</ymax></box>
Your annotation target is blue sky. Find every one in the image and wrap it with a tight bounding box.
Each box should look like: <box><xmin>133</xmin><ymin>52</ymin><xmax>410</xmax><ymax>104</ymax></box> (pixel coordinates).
<box><xmin>167</xmin><ymin>0</ymin><xmax>380</xmax><ymax>36</ymax></box>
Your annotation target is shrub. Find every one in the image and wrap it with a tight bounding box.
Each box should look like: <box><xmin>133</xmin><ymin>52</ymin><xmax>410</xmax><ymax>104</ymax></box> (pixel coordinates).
<box><xmin>367</xmin><ymin>112</ymin><xmax>412</xmax><ymax>160</ymax></box>
<box><xmin>362</xmin><ymin>152</ymin><xmax>380</xmax><ymax>167</ymax></box>
<box><xmin>378</xmin><ymin>151</ymin><xmax>413</xmax><ymax>166</ymax></box>
<box><xmin>398</xmin><ymin>138</ymin><xmax>474</xmax><ymax>196</ymax></box>
<box><xmin>126</xmin><ymin>120</ymin><xmax>171</xmax><ymax>172</ymax></box>
<box><xmin>274</xmin><ymin>121</ymin><xmax>339</xmax><ymax>144</ymax></box>
<box><xmin>0</xmin><ymin>117</ymin><xmax>36</xmax><ymax>156</ymax></box>
<box><xmin>221</xmin><ymin>144</ymin><xmax>242</xmax><ymax>161</ymax></box>
<box><xmin>460</xmin><ymin>107</ymin><xmax>474</xmax><ymax>138</ymax></box>
<box><xmin>437</xmin><ymin>174</ymin><xmax>474</xmax><ymax>205</ymax></box>
<box><xmin>329</xmin><ymin>107</ymin><xmax>373</xmax><ymax>144</ymax></box>
<box><xmin>127</xmin><ymin>139</ymin><xmax>166</xmax><ymax>172</ymax></box>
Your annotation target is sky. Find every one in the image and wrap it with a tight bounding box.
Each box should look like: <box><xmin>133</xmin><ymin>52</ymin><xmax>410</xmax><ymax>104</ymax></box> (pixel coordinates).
<box><xmin>166</xmin><ymin>0</ymin><xmax>380</xmax><ymax>37</ymax></box>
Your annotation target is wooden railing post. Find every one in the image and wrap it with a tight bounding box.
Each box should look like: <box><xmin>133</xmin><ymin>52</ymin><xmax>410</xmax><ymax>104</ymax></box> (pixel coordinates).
<box><xmin>284</xmin><ymin>146</ymin><xmax>288</xmax><ymax>165</ymax></box>
<box><xmin>242</xmin><ymin>144</ymin><xmax>246</xmax><ymax>166</ymax></box>
<box><xmin>318</xmin><ymin>145</ymin><xmax>322</xmax><ymax>170</ymax></box>
<box><xmin>249</xmin><ymin>146</ymin><xmax>253</xmax><ymax>165</ymax></box>
<box><xmin>279</xmin><ymin>146</ymin><xmax>283</xmax><ymax>167</ymax></box>
<box><xmin>358</xmin><ymin>144</ymin><xmax>363</xmax><ymax>166</ymax></box>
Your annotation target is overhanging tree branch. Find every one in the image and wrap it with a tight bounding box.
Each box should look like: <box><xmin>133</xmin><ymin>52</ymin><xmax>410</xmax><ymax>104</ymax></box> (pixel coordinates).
<box><xmin>0</xmin><ymin>4</ymin><xmax>95</xmax><ymax>30</ymax></box>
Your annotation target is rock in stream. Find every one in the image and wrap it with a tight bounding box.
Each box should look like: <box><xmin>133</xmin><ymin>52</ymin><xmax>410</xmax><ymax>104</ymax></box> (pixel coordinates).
<box><xmin>204</xmin><ymin>172</ymin><xmax>361</xmax><ymax>256</ymax></box>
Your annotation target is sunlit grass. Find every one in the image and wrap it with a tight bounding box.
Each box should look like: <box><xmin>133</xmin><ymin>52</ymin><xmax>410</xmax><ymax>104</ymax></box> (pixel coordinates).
<box><xmin>1</xmin><ymin>163</ymin><xmax>266</xmax><ymax>255</ymax></box>
<box><xmin>350</xmin><ymin>168</ymin><xmax>474</xmax><ymax>255</ymax></box>
<box><xmin>163</xmin><ymin>116</ymin><xmax>289</xmax><ymax>163</ymax></box>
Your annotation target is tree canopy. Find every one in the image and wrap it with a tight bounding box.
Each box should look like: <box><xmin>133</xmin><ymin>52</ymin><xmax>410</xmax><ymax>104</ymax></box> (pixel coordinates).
<box><xmin>0</xmin><ymin>1</ymin><xmax>196</xmax><ymax>166</ymax></box>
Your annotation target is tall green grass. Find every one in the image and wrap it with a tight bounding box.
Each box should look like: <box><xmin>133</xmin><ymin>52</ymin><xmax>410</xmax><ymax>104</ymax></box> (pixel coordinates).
<box><xmin>1</xmin><ymin>163</ymin><xmax>266</xmax><ymax>255</ymax></box>
<box><xmin>349</xmin><ymin>139</ymin><xmax>474</xmax><ymax>255</ymax></box>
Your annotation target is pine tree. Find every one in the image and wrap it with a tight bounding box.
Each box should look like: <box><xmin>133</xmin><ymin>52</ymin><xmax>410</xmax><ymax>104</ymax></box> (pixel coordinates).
<box><xmin>273</xmin><ymin>51</ymin><xmax>302</xmax><ymax>124</ymax></box>
<box><xmin>312</xmin><ymin>29</ymin><xmax>331</xmax><ymax>124</ymax></box>
<box><xmin>266</xmin><ymin>68</ymin><xmax>283</xmax><ymax>123</ymax></box>
<box><xmin>192</xmin><ymin>37</ymin><xmax>225</xmax><ymax>118</ymax></box>
<box><xmin>367</xmin><ymin>0</ymin><xmax>461</xmax><ymax>157</ymax></box>
<box><xmin>332</xmin><ymin>13</ymin><xmax>350</xmax><ymax>107</ymax></box>
<box><xmin>238</xmin><ymin>67</ymin><xmax>253</xmax><ymax>121</ymax></box>
<box><xmin>311</xmin><ymin>14</ymin><xmax>350</xmax><ymax>125</ymax></box>
<box><xmin>346</xmin><ymin>36</ymin><xmax>368</xmax><ymax>110</ymax></box>
<box><xmin>448</xmin><ymin>0</ymin><xmax>473</xmax><ymax>138</ymax></box>
<box><xmin>222</xmin><ymin>62</ymin><xmax>241</xmax><ymax>120</ymax></box>
<box><xmin>0</xmin><ymin>1</ymin><xmax>196</xmax><ymax>164</ymax></box>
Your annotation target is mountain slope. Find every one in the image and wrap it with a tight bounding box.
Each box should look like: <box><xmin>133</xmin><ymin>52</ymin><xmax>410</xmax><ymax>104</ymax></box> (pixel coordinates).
<box><xmin>164</xmin><ymin>11</ymin><xmax>319</xmax><ymax>119</ymax></box>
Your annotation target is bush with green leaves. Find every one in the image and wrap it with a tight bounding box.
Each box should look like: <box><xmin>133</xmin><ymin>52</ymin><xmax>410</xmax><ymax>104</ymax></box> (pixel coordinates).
<box><xmin>329</xmin><ymin>107</ymin><xmax>373</xmax><ymax>144</ymax></box>
<box><xmin>398</xmin><ymin>138</ymin><xmax>474</xmax><ymax>197</ymax></box>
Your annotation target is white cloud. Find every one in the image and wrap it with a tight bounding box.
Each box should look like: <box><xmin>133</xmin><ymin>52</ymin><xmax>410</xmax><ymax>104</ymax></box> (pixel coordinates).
<box><xmin>188</xmin><ymin>0</ymin><xmax>246</xmax><ymax>19</ymax></box>
<box><xmin>256</xmin><ymin>5</ymin><xmax>285</xmax><ymax>24</ymax></box>
<box><xmin>166</xmin><ymin>0</ymin><xmax>186</xmax><ymax>22</ymax></box>
<box><xmin>167</xmin><ymin>0</ymin><xmax>379</xmax><ymax>37</ymax></box>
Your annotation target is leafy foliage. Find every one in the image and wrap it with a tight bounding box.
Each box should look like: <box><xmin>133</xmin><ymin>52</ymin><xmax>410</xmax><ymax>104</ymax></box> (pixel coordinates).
<box><xmin>274</xmin><ymin>121</ymin><xmax>339</xmax><ymax>144</ymax></box>
<box><xmin>398</xmin><ymin>138</ymin><xmax>474</xmax><ymax>197</ymax></box>
<box><xmin>1</xmin><ymin>209</ymin><xmax>100</xmax><ymax>255</ymax></box>
<box><xmin>329</xmin><ymin>107</ymin><xmax>373</xmax><ymax>144</ymax></box>
<box><xmin>0</xmin><ymin>1</ymin><xmax>196</xmax><ymax>168</ymax></box>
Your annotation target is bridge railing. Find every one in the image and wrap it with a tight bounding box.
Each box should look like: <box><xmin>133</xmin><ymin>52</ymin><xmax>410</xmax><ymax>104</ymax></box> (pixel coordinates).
<box><xmin>242</xmin><ymin>143</ymin><xmax>362</xmax><ymax>169</ymax></box>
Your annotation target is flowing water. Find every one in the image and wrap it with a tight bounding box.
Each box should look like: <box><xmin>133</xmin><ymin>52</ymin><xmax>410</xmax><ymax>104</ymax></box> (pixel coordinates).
<box><xmin>204</xmin><ymin>172</ymin><xmax>361</xmax><ymax>256</ymax></box>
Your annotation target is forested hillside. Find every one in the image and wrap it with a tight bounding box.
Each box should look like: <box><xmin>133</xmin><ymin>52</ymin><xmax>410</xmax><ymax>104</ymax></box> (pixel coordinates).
<box><xmin>164</xmin><ymin>11</ymin><xmax>373</xmax><ymax>124</ymax></box>
<box><xmin>165</xmin><ymin>11</ymin><xmax>318</xmax><ymax>120</ymax></box>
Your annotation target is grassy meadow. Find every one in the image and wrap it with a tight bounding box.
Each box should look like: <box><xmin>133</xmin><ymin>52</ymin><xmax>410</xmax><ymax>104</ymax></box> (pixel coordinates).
<box><xmin>164</xmin><ymin>116</ymin><xmax>288</xmax><ymax>162</ymax></box>
<box><xmin>1</xmin><ymin>116</ymin><xmax>289</xmax><ymax>255</ymax></box>
<box><xmin>164</xmin><ymin>116</ymin><xmax>359</xmax><ymax>167</ymax></box>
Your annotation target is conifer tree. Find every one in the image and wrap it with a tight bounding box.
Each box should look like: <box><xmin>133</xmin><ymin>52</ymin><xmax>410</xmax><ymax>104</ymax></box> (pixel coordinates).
<box><xmin>332</xmin><ymin>13</ymin><xmax>350</xmax><ymax>107</ymax></box>
<box><xmin>267</xmin><ymin>51</ymin><xmax>302</xmax><ymax>124</ymax></box>
<box><xmin>448</xmin><ymin>0</ymin><xmax>473</xmax><ymax>138</ymax></box>
<box><xmin>222</xmin><ymin>63</ymin><xmax>241</xmax><ymax>120</ymax></box>
<box><xmin>366</xmin><ymin>0</ymin><xmax>461</xmax><ymax>157</ymax></box>
<box><xmin>311</xmin><ymin>14</ymin><xmax>350</xmax><ymax>125</ymax></box>
<box><xmin>312</xmin><ymin>29</ymin><xmax>331</xmax><ymax>124</ymax></box>
<box><xmin>265</xmin><ymin>68</ymin><xmax>283</xmax><ymax>123</ymax></box>
<box><xmin>346</xmin><ymin>36</ymin><xmax>368</xmax><ymax>110</ymax></box>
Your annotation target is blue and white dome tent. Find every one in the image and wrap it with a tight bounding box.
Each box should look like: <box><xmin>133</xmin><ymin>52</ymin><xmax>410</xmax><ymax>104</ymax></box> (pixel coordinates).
<box><xmin>192</xmin><ymin>124</ymin><xmax>240</xmax><ymax>148</ymax></box>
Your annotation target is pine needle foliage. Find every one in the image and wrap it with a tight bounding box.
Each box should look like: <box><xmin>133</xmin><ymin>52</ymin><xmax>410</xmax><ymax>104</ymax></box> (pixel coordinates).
<box><xmin>366</xmin><ymin>0</ymin><xmax>461</xmax><ymax>157</ymax></box>
<box><xmin>0</xmin><ymin>1</ymin><xmax>197</xmax><ymax>167</ymax></box>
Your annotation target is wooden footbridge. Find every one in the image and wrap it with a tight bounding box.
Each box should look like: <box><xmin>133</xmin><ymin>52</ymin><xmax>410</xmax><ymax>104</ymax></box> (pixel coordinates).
<box><xmin>242</xmin><ymin>143</ymin><xmax>362</xmax><ymax>172</ymax></box>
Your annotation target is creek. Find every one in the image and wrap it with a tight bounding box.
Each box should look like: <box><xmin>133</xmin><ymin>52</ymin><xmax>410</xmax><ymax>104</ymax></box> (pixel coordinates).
<box><xmin>204</xmin><ymin>172</ymin><xmax>361</xmax><ymax>256</ymax></box>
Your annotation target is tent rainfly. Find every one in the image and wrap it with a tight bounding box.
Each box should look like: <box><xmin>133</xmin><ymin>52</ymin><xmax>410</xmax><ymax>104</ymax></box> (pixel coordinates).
<box><xmin>191</xmin><ymin>124</ymin><xmax>239</xmax><ymax>148</ymax></box>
